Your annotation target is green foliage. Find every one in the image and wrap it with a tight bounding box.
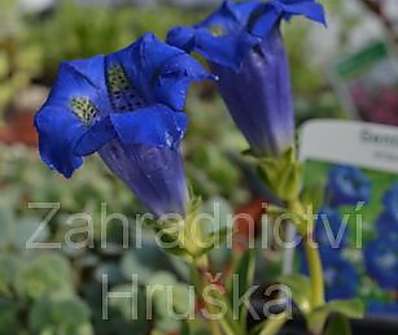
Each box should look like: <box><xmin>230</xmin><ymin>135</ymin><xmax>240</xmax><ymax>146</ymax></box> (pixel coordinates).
<box><xmin>15</xmin><ymin>253</ymin><xmax>73</xmax><ymax>300</ymax></box>
<box><xmin>232</xmin><ymin>249</ymin><xmax>256</xmax><ymax>329</ymax></box>
<box><xmin>307</xmin><ymin>299</ymin><xmax>364</xmax><ymax>334</ymax></box>
<box><xmin>278</xmin><ymin>274</ymin><xmax>312</xmax><ymax>315</ymax></box>
<box><xmin>30</xmin><ymin>1</ymin><xmax>203</xmax><ymax>83</ymax></box>
<box><xmin>148</xmin><ymin>272</ymin><xmax>193</xmax><ymax>333</ymax></box>
<box><xmin>0</xmin><ymin>299</ymin><xmax>20</xmax><ymax>334</ymax></box>
<box><xmin>278</xmin><ymin>274</ymin><xmax>364</xmax><ymax>334</ymax></box>
<box><xmin>0</xmin><ymin>254</ymin><xmax>22</xmax><ymax>296</ymax></box>
<box><xmin>30</xmin><ymin>297</ymin><xmax>93</xmax><ymax>335</ymax></box>
<box><xmin>324</xmin><ymin>314</ymin><xmax>352</xmax><ymax>335</ymax></box>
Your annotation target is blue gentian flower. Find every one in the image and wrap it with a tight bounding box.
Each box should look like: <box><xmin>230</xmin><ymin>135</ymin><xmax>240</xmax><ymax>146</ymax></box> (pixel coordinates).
<box><xmin>326</xmin><ymin>165</ymin><xmax>371</xmax><ymax>207</ymax></box>
<box><xmin>300</xmin><ymin>249</ymin><xmax>358</xmax><ymax>301</ymax></box>
<box><xmin>314</xmin><ymin>207</ymin><xmax>347</xmax><ymax>250</ymax></box>
<box><xmin>382</xmin><ymin>183</ymin><xmax>398</xmax><ymax>222</ymax></box>
<box><xmin>35</xmin><ymin>33</ymin><xmax>211</xmax><ymax>217</ymax></box>
<box><xmin>167</xmin><ymin>0</ymin><xmax>325</xmax><ymax>156</ymax></box>
<box><xmin>364</xmin><ymin>238</ymin><xmax>398</xmax><ymax>290</ymax></box>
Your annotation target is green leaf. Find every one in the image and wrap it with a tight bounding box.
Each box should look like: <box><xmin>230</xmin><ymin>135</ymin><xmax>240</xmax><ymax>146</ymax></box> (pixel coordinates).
<box><xmin>181</xmin><ymin>321</ymin><xmax>191</xmax><ymax>335</ymax></box>
<box><xmin>15</xmin><ymin>253</ymin><xmax>73</xmax><ymax>300</ymax></box>
<box><xmin>30</xmin><ymin>297</ymin><xmax>92</xmax><ymax>334</ymax></box>
<box><xmin>14</xmin><ymin>216</ymin><xmax>49</xmax><ymax>249</ymax></box>
<box><xmin>307</xmin><ymin>299</ymin><xmax>364</xmax><ymax>334</ymax></box>
<box><xmin>325</xmin><ymin>314</ymin><xmax>352</xmax><ymax>335</ymax></box>
<box><xmin>313</xmin><ymin>299</ymin><xmax>364</xmax><ymax>319</ymax></box>
<box><xmin>277</xmin><ymin>274</ymin><xmax>312</xmax><ymax>315</ymax></box>
<box><xmin>0</xmin><ymin>254</ymin><xmax>22</xmax><ymax>296</ymax></box>
<box><xmin>234</xmin><ymin>249</ymin><xmax>256</xmax><ymax>328</ymax></box>
<box><xmin>148</xmin><ymin>272</ymin><xmax>195</xmax><ymax>332</ymax></box>
<box><xmin>120</xmin><ymin>243</ymin><xmax>176</xmax><ymax>283</ymax></box>
<box><xmin>249</xmin><ymin>313</ymin><xmax>289</xmax><ymax>335</ymax></box>
<box><xmin>0</xmin><ymin>299</ymin><xmax>20</xmax><ymax>334</ymax></box>
<box><xmin>0</xmin><ymin>206</ymin><xmax>15</xmax><ymax>249</ymax></box>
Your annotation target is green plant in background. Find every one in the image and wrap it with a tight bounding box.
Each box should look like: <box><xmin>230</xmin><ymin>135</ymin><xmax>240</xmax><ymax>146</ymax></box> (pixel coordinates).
<box><xmin>0</xmin><ymin>142</ymin><xmax>240</xmax><ymax>334</ymax></box>
<box><xmin>29</xmin><ymin>1</ymin><xmax>205</xmax><ymax>83</ymax></box>
<box><xmin>0</xmin><ymin>0</ymin><xmax>43</xmax><ymax>121</ymax></box>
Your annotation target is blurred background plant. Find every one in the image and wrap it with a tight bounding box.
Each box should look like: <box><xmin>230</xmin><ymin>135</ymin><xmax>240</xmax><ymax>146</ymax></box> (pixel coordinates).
<box><xmin>0</xmin><ymin>0</ymin><xmax>398</xmax><ymax>334</ymax></box>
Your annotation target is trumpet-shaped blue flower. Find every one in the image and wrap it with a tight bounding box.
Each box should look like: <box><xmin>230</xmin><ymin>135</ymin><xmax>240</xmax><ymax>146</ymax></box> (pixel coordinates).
<box><xmin>364</xmin><ymin>238</ymin><xmax>398</xmax><ymax>290</ymax></box>
<box><xmin>326</xmin><ymin>165</ymin><xmax>371</xmax><ymax>207</ymax></box>
<box><xmin>35</xmin><ymin>33</ymin><xmax>211</xmax><ymax>217</ymax></box>
<box><xmin>167</xmin><ymin>0</ymin><xmax>325</xmax><ymax>156</ymax></box>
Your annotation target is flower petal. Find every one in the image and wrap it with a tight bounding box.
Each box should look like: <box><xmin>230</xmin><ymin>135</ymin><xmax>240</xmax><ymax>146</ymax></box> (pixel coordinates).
<box><xmin>46</xmin><ymin>57</ymin><xmax>111</xmax><ymax>116</ymax></box>
<box><xmin>68</xmin><ymin>55</ymin><xmax>107</xmax><ymax>91</ymax></box>
<box><xmin>73</xmin><ymin>117</ymin><xmax>117</xmax><ymax>156</ymax></box>
<box><xmin>107</xmin><ymin>33</ymin><xmax>210</xmax><ymax>111</ymax></box>
<box><xmin>110</xmin><ymin>105</ymin><xmax>188</xmax><ymax>149</ymax></box>
<box><xmin>280</xmin><ymin>1</ymin><xmax>327</xmax><ymax>24</ymax></box>
<box><xmin>99</xmin><ymin>143</ymin><xmax>188</xmax><ymax>217</ymax></box>
<box><xmin>35</xmin><ymin>106</ymin><xmax>86</xmax><ymax>178</ymax></box>
<box><xmin>155</xmin><ymin>53</ymin><xmax>214</xmax><ymax>110</ymax></box>
<box><xmin>167</xmin><ymin>1</ymin><xmax>263</xmax><ymax>69</ymax></box>
<box><xmin>251</xmin><ymin>0</ymin><xmax>326</xmax><ymax>37</ymax></box>
<box><xmin>35</xmin><ymin>56</ymin><xmax>115</xmax><ymax>178</ymax></box>
<box><xmin>210</xmin><ymin>28</ymin><xmax>295</xmax><ymax>156</ymax></box>
<box><xmin>249</xmin><ymin>8</ymin><xmax>281</xmax><ymax>37</ymax></box>
<box><xmin>198</xmin><ymin>0</ymin><xmax>262</xmax><ymax>34</ymax></box>
<box><xmin>167</xmin><ymin>27</ymin><xmax>259</xmax><ymax>70</ymax></box>
<box><xmin>166</xmin><ymin>27</ymin><xmax>197</xmax><ymax>53</ymax></box>
<box><xmin>108</xmin><ymin>33</ymin><xmax>183</xmax><ymax>97</ymax></box>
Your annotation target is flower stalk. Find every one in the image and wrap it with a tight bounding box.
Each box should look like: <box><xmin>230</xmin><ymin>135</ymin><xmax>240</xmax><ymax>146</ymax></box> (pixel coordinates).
<box><xmin>258</xmin><ymin>154</ymin><xmax>326</xmax><ymax>335</ymax></box>
<box><xmin>191</xmin><ymin>255</ymin><xmax>238</xmax><ymax>335</ymax></box>
<box><xmin>192</xmin><ymin>255</ymin><xmax>223</xmax><ymax>335</ymax></box>
<box><xmin>289</xmin><ymin>199</ymin><xmax>325</xmax><ymax>309</ymax></box>
<box><xmin>303</xmin><ymin>235</ymin><xmax>325</xmax><ymax>309</ymax></box>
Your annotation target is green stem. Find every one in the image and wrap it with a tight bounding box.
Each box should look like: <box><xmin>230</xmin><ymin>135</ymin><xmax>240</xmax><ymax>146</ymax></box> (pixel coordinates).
<box><xmin>303</xmin><ymin>235</ymin><xmax>325</xmax><ymax>308</ymax></box>
<box><xmin>289</xmin><ymin>199</ymin><xmax>325</xmax><ymax>308</ymax></box>
<box><xmin>220</xmin><ymin>317</ymin><xmax>239</xmax><ymax>335</ymax></box>
<box><xmin>257</xmin><ymin>149</ymin><xmax>326</xmax><ymax>335</ymax></box>
<box><xmin>210</xmin><ymin>320</ymin><xmax>223</xmax><ymax>335</ymax></box>
<box><xmin>259</xmin><ymin>313</ymin><xmax>289</xmax><ymax>335</ymax></box>
<box><xmin>193</xmin><ymin>255</ymin><xmax>240</xmax><ymax>335</ymax></box>
<box><xmin>192</xmin><ymin>256</ymin><xmax>222</xmax><ymax>335</ymax></box>
<box><xmin>258</xmin><ymin>197</ymin><xmax>326</xmax><ymax>335</ymax></box>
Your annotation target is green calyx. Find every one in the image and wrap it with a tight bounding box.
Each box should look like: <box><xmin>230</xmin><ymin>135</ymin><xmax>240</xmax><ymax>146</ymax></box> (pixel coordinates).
<box><xmin>151</xmin><ymin>197</ymin><xmax>216</xmax><ymax>261</ymax></box>
<box><xmin>257</xmin><ymin>147</ymin><xmax>303</xmax><ymax>203</ymax></box>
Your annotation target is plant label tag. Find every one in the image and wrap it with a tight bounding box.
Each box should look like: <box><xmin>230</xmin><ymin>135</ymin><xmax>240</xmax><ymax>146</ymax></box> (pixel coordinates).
<box><xmin>292</xmin><ymin>120</ymin><xmax>398</xmax><ymax>320</ymax></box>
